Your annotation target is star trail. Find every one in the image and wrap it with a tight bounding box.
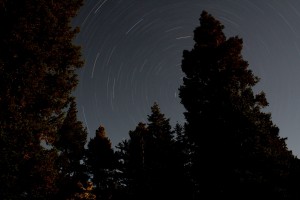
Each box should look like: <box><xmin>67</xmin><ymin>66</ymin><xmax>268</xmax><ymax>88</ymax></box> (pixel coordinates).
<box><xmin>73</xmin><ymin>0</ymin><xmax>300</xmax><ymax>156</ymax></box>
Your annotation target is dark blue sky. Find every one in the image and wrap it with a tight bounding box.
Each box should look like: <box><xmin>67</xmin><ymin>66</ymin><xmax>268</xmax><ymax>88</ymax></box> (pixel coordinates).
<box><xmin>73</xmin><ymin>0</ymin><xmax>300</xmax><ymax>156</ymax></box>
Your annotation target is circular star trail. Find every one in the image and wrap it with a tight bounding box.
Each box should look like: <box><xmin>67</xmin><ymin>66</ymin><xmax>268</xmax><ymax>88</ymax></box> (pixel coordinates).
<box><xmin>73</xmin><ymin>0</ymin><xmax>300</xmax><ymax>156</ymax></box>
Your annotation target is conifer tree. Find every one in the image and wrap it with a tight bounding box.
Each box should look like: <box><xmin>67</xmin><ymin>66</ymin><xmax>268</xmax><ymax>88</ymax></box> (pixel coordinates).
<box><xmin>117</xmin><ymin>103</ymin><xmax>188</xmax><ymax>200</ymax></box>
<box><xmin>179</xmin><ymin>11</ymin><xmax>295</xmax><ymax>199</ymax></box>
<box><xmin>86</xmin><ymin>125</ymin><xmax>116</xmax><ymax>200</ymax></box>
<box><xmin>116</xmin><ymin>122</ymin><xmax>149</xmax><ymax>200</ymax></box>
<box><xmin>54</xmin><ymin>97</ymin><xmax>88</xmax><ymax>199</ymax></box>
<box><xmin>173</xmin><ymin>123</ymin><xmax>194</xmax><ymax>199</ymax></box>
<box><xmin>146</xmin><ymin>103</ymin><xmax>188</xmax><ymax>199</ymax></box>
<box><xmin>0</xmin><ymin>0</ymin><xmax>84</xmax><ymax>198</ymax></box>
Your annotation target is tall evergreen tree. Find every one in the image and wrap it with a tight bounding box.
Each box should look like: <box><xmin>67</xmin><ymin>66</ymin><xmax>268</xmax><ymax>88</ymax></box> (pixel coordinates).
<box><xmin>146</xmin><ymin>103</ymin><xmax>187</xmax><ymax>200</ymax></box>
<box><xmin>116</xmin><ymin>122</ymin><xmax>150</xmax><ymax>200</ymax></box>
<box><xmin>117</xmin><ymin>103</ymin><xmax>189</xmax><ymax>200</ymax></box>
<box><xmin>173</xmin><ymin>123</ymin><xmax>194</xmax><ymax>199</ymax></box>
<box><xmin>179</xmin><ymin>11</ymin><xmax>295</xmax><ymax>199</ymax></box>
<box><xmin>54</xmin><ymin>97</ymin><xmax>88</xmax><ymax>199</ymax></box>
<box><xmin>86</xmin><ymin>125</ymin><xmax>116</xmax><ymax>200</ymax></box>
<box><xmin>0</xmin><ymin>0</ymin><xmax>84</xmax><ymax>198</ymax></box>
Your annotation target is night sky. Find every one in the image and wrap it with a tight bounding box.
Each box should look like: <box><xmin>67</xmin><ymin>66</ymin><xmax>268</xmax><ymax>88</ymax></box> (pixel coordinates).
<box><xmin>73</xmin><ymin>0</ymin><xmax>300</xmax><ymax>157</ymax></box>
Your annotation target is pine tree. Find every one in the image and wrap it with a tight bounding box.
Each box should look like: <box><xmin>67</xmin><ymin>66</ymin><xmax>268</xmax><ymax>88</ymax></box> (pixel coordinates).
<box><xmin>147</xmin><ymin>102</ymin><xmax>173</xmax><ymax>142</ymax></box>
<box><xmin>0</xmin><ymin>0</ymin><xmax>84</xmax><ymax>198</ymax></box>
<box><xmin>117</xmin><ymin>103</ymin><xmax>189</xmax><ymax>200</ymax></box>
<box><xmin>54</xmin><ymin>97</ymin><xmax>88</xmax><ymax>199</ymax></box>
<box><xmin>146</xmin><ymin>103</ymin><xmax>188</xmax><ymax>200</ymax></box>
<box><xmin>179</xmin><ymin>11</ymin><xmax>295</xmax><ymax>199</ymax></box>
<box><xmin>116</xmin><ymin>122</ymin><xmax>149</xmax><ymax>200</ymax></box>
<box><xmin>173</xmin><ymin>123</ymin><xmax>194</xmax><ymax>200</ymax></box>
<box><xmin>86</xmin><ymin>125</ymin><xmax>116</xmax><ymax>200</ymax></box>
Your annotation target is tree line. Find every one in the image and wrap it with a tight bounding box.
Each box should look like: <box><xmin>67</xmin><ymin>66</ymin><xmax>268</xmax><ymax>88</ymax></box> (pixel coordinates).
<box><xmin>1</xmin><ymin>1</ymin><xmax>300</xmax><ymax>199</ymax></box>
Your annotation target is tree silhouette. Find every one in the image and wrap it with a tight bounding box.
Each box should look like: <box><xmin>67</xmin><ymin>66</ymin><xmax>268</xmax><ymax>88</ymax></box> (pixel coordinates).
<box><xmin>54</xmin><ymin>97</ymin><xmax>88</xmax><ymax>199</ymax></box>
<box><xmin>173</xmin><ymin>123</ymin><xmax>194</xmax><ymax>200</ymax></box>
<box><xmin>116</xmin><ymin>103</ymin><xmax>189</xmax><ymax>200</ymax></box>
<box><xmin>179</xmin><ymin>11</ymin><xmax>295</xmax><ymax>199</ymax></box>
<box><xmin>86</xmin><ymin>125</ymin><xmax>116</xmax><ymax>200</ymax></box>
<box><xmin>146</xmin><ymin>102</ymin><xmax>180</xmax><ymax>200</ymax></box>
<box><xmin>0</xmin><ymin>0</ymin><xmax>84</xmax><ymax>198</ymax></box>
<box><xmin>116</xmin><ymin>122</ymin><xmax>149</xmax><ymax>200</ymax></box>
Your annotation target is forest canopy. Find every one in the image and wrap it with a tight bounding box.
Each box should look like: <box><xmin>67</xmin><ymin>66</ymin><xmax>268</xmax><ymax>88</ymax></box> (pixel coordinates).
<box><xmin>1</xmin><ymin>1</ymin><xmax>300</xmax><ymax>199</ymax></box>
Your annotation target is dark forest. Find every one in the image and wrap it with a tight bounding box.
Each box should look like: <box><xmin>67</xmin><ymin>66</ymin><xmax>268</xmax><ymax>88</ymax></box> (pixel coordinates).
<box><xmin>1</xmin><ymin>1</ymin><xmax>300</xmax><ymax>200</ymax></box>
